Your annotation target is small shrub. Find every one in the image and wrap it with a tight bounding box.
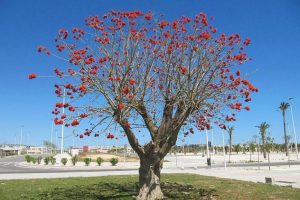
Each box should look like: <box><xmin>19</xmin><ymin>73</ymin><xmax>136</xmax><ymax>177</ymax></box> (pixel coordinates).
<box><xmin>96</xmin><ymin>157</ymin><xmax>104</xmax><ymax>166</ymax></box>
<box><xmin>61</xmin><ymin>158</ymin><xmax>68</xmax><ymax>166</ymax></box>
<box><xmin>31</xmin><ymin>157</ymin><xmax>37</xmax><ymax>164</ymax></box>
<box><xmin>110</xmin><ymin>157</ymin><xmax>118</xmax><ymax>166</ymax></box>
<box><xmin>84</xmin><ymin>158</ymin><xmax>92</xmax><ymax>166</ymax></box>
<box><xmin>50</xmin><ymin>156</ymin><xmax>56</xmax><ymax>165</ymax></box>
<box><xmin>71</xmin><ymin>155</ymin><xmax>78</xmax><ymax>166</ymax></box>
<box><xmin>44</xmin><ymin>157</ymin><xmax>49</xmax><ymax>165</ymax></box>
<box><xmin>25</xmin><ymin>155</ymin><xmax>31</xmax><ymax>163</ymax></box>
<box><xmin>37</xmin><ymin>156</ymin><xmax>42</xmax><ymax>164</ymax></box>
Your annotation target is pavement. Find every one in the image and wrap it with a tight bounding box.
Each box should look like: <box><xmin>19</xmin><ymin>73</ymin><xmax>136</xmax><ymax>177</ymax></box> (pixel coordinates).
<box><xmin>1</xmin><ymin>153</ymin><xmax>300</xmax><ymax>189</ymax></box>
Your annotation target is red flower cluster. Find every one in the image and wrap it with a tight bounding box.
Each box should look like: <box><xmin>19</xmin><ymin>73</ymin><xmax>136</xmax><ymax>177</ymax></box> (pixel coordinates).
<box><xmin>54</xmin><ymin>118</ymin><xmax>64</xmax><ymax>125</ymax></box>
<box><xmin>180</xmin><ymin>66</ymin><xmax>187</xmax><ymax>75</ymax></box>
<box><xmin>28</xmin><ymin>73</ymin><xmax>37</xmax><ymax>79</ymax></box>
<box><xmin>118</xmin><ymin>103</ymin><xmax>125</xmax><ymax>109</ymax></box>
<box><xmin>71</xmin><ymin>119</ymin><xmax>79</xmax><ymax>126</ymax></box>
<box><xmin>107</xmin><ymin>133</ymin><xmax>115</xmax><ymax>139</ymax></box>
<box><xmin>69</xmin><ymin>106</ymin><xmax>76</xmax><ymax>112</ymax></box>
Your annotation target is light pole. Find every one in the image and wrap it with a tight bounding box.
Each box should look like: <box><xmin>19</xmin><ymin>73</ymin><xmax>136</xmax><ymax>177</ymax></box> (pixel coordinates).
<box><xmin>222</xmin><ymin>129</ymin><xmax>226</xmax><ymax>169</ymax></box>
<box><xmin>20</xmin><ymin>125</ymin><xmax>24</xmax><ymax>147</ymax></box>
<box><xmin>289</xmin><ymin>98</ymin><xmax>299</xmax><ymax>160</ymax></box>
<box><xmin>60</xmin><ymin>88</ymin><xmax>66</xmax><ymax>154</ymax></box>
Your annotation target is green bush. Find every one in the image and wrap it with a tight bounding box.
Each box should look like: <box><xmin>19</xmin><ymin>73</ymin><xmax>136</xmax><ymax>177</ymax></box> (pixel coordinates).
<box><xmin>50</xmin><ymin>156</ymin><xmax>56</xmax><ymax>165</ymax></box>
<box><xmin>84</xmin><ymin>158</ymin><xmax>92</xmax><ymax>166</ymax></box>
<box><xmin>96</xmin><ymin>157</ymin><xmax>104</xmax><ymax>166</ymax></box>
<box><xmin>44</xmin><ymin>157</ymin><xmax>49</xmax><ymax>165</ymax></box>
<box><xmin>25</xmin><ymin>155</ymin><xmax>31</xmax><ymax>163</ymax></box>
<box><xmin>61</xmin><ymin>158</ymin><xmax>68</xmax><ymax>166</ymax></box>
<box><xmin>31</xmin><ymin>157</ymin><xmax>37</xmax><ymax>164</ymax></box>
<box><xmin>110</xmin><ymin>157</ymin><xmax>118</xmax><ymax>166</ymax></box>
<box><xmin>71</xmin><ymin>155</ymin><xmax>78</xmax><ymax>166</ymax></box>
<box><xmin>37</xmin><ymin>156</ymin><xmax>42</xmax><ymax>164</ymax></box>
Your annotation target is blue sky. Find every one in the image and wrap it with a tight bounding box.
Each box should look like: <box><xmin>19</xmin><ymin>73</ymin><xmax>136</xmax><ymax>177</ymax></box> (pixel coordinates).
<box><xmin>0</xmin><ymin>0</ymin><xmax>300</xmax><ymax>148</ymax></box>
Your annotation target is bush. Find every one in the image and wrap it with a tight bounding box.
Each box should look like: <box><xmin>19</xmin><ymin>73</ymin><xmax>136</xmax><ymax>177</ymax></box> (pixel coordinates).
<box><xmin>84</xmin><ymin>158</ymin><xmax>92</xmax><ymax>166</ymax></box>
<box><xmin>44</xmin><ymin>157</ymin><xmax>49</xmax><ymax>165</ymax></box>
<box><xmin>50</xmin><ymin>156</ymin><xmax>56</xmax><ymax>165</ymax></box>
<box><xmin>37</xmin><ymin>156</ymin><xmax>42</xmax><ymax>164</ymax></box>
<box><xmin>71</xmin><ymin>155</ymin><xmax>78</xmax><ymax>166</ymax></box>
<box><xmin>31</xmin><ymin>157</ymin><xmax>37</xmax><ymax>164</ymax></box>
<box><xmin>25</xmin><ymin>155</ymin><xmax>31</xmax><ymax>163</ymax></box>
<box><xmin>110</xmin><ymin>157</ymin><xmax>118</xmax><ymax>166</ymax></box>
<box><xmin>61</xmin><ymin>158</ymin><xmax>68</xmax><ymax>166</ymax></box>
<box><xmin>96</xmin><ymin>157</ymin><xmax>104</xmax><ymax>166</ymax></box>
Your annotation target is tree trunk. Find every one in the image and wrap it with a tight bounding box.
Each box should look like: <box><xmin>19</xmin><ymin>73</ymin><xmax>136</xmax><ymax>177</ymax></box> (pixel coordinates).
<box><xmin>229</xmin><ymin>135</ymin><xmax>232</xmax><ymax>163</ymax></box>
<box><xmin>262</xmin><ymin>136</ymin><xmax>266</xmax><ymax>159</ymax></box>
<box><xmin>137</xmin><ymin>157</ymin><xmax>164</xmax><ymax>200</ymax></box>
<box><xmin>283</xmin><ymin>112</ymin><xmax>289</xmax><ymax>156</ymax></box>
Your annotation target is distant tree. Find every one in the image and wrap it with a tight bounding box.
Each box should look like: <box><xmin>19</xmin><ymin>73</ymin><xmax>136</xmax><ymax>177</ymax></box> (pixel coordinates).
<box><xmin>43</xmin><ymin>140</ymin><xmax>57</xmax><ymax>154</ymax></box>
<box><xmin>233</xmin><ymin>144</ymin><xmax>241</xmax><ymax>154</ymax></box>
<box><xmin>279</xmin><ymin>102</ymin><xmax>290</xmax><ymax>156</ymax></box>
<box><xmin>265</xmin><ymin>133</ymin><xmax>274</xmax><ymax>170</ymax></box>
<box><xmin>256</xmin><ymin>122</ymin><xmax>270</xmax><ymax>159</ymax></box>
<box><xmin>227</xmin><ymin>126</ymin><xmax>234</xmax><ymax>162</ymax></box>
<box><xmin>249</xmin><ymin>141</ymin><xmax>256</xmax><ymax>162</ymax></box>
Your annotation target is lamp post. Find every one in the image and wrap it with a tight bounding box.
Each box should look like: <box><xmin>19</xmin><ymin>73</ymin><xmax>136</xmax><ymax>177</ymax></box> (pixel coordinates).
<box><xmin>289</xmin><ymin>98</ymin><xmax>299</xmax><ymax>160</ymax></box>
<box><xmin>222</xmin><ymin>129</ymin><xmax>226</xmax><ymax>169</ymax></box>
<box><xmin>60</xmin><ymin>88</ymin><xmax>66</xmax><ymax>154</ymax></box>
<box><xmin>20</xmin><ymin>125</ymin><xmax>24</xmax><ymax>147</ymax></box>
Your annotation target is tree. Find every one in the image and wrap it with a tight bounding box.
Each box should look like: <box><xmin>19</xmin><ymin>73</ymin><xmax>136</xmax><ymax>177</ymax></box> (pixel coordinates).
<box><xmin>227</xmin><ymin>126</ymin><xmax>234</xmax><ymax>162</ymax></box>
<box><xmin>43</xmin><ymin>140</ymin><xmax>57</xmax><ymax>154</ymax></box>
<box><xmin>279</xmin><ymin>102</ymin><xmax>290</xmax><ymax>156</ymax></box>
<box><xmin>264</xmin><ymin>133</ymin><xmax>274</xmax><ymax>170</ymax></box>
<box><xmin>248</xmin><ymin>140</ymin><xmax>256</xmax><ymax>162</ymax></box>
<box><xmin>256</xmin><ymin>122</ymin><xmax>270</xmax><ymax>159</ymax></box>
<box><xmin>30</xmin><ymin>11</ymin><xmax>257</xmax><ymax>200</ymax></box>
<box><xmin>233</xmin><ymin>144</ymin><xmax>241</xmax><ymax>154</ymax></box>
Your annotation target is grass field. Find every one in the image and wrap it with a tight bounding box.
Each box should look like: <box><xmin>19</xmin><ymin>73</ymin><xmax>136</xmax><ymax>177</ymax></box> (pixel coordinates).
<box><xmin>0</xmin><ymin>174</ymin><xmax>300</xmax><ymax>199</ymax></box>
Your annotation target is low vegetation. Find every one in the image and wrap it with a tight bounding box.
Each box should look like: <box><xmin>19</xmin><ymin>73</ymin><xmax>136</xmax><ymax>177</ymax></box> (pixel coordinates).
<box><xmin>0</xmin><ymin>174</ymin><xmax>300</xmax><ymax>199</ymax></box>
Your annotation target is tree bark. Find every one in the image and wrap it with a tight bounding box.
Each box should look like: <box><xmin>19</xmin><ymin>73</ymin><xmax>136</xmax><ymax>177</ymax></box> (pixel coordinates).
<box><xmin>283</xmin><ymin>112</ymin><xmax>289</xmax><ymax>157</ymax></box>
<box><xmin>137</xmin><ymin>156</ymin><xmax>164</xmax><ymax>200</ymax></box>
<box><xmin>262</xmin><ymin>136</ymin><xmax>267</xmax><ymax>159</ymax></box>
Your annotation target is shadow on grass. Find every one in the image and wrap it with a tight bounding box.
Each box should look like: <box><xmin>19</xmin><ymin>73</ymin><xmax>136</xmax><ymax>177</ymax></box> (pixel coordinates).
<box><xmin>34</xmin><ymin>182</ymin><xmax>216</xmax><ymax>200</ymax></box>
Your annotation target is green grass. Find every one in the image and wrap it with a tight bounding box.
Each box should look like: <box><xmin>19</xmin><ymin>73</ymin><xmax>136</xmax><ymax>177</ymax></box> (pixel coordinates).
<box><xmin>0</xmin><ymin>174</ymin><xmax>300</xmax><ymax>199</ymax></box>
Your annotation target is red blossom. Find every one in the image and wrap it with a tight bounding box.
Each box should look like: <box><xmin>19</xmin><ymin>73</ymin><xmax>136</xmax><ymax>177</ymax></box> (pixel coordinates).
<box><xmin>160</xmin><ymin>20</ymin><xmax>167</xmax><ymax>29</ymax></box>
<box><xmin>118</xmin><ymin>103</ymin><xmax>125</xmax><ymax>109</ymax></box>
<box><xmin>71</xmin><ymin>119</ymin><xmax>80</xmax><ymax>126</ymax></box>
<box><xmin>28</xmin><ymin>73</ymin><xmax>37</xmax><ymax>79</ymax></box>
<box><xmin>180</xmin><ymin>67</ymin><xmax>187</xmax><ymax>75</ymax></box>
<box><xmin>69</xmin><ymin>106</ymin><xmax>76</xmax><ymax>112</ymax></box>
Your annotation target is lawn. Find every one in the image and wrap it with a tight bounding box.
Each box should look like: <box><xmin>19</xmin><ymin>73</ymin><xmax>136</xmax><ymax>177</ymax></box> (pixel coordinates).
<box><xmin>0</xmin><ymin>174</ymin><xmax>300</xmax><ymax>199</ymax></box>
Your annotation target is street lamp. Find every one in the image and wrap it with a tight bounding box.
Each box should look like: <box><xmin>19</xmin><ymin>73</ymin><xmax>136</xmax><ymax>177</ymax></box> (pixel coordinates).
<box><xmin>20</xmin><ymin>125</ymin><xmax>24</xmax><ymax>147</ymax></box>
<box><xmin>289</xmin><ymin>98</ymin><xmax>299</xmax><ymax>160</ymax></box>
<box><xmin>221</xmin><ymin>129</ymin><xmax>227</xmax><ymax>169</ymax></box>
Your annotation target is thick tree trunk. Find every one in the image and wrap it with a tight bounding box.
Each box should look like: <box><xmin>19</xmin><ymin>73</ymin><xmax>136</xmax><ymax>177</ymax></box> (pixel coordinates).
<box><xmin>136</xmin><ymin>157</ymin><xmax>164</xmax><ymax>200</ymax></box>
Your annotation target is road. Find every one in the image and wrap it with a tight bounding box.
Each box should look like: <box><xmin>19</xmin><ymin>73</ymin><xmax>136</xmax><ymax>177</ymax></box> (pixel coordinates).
<box><xmin>1</xmin><ymin>155</ymin><xmax>300</xmax><ymax>174</ymax></box>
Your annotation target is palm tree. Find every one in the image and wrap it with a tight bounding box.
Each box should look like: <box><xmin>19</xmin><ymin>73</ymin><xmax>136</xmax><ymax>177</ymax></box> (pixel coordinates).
<box><xmin>279</xmin><ymin>102</ymin><xmax>290</xmax><ymax>156</ymax></box>
<box><xmin>227</xmin><ymin>126</ymin><xmax>234</xmax><ymax>162</ymax></box>
<box><xmin>256</xmin><ymin>122</ymin><xmax>270</xmax><ymax>159</ymax></box>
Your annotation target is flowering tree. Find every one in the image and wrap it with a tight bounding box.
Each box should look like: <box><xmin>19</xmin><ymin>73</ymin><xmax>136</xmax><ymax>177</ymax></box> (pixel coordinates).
<box><xmin>30</xmin><ymin>10</ymin><xmax>257</xmax><ymax>200</ymax></box>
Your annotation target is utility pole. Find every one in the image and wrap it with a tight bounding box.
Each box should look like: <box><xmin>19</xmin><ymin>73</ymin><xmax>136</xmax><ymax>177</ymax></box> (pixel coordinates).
<box><xmin>289</xmin><ymin>98</ymin><xmax>299</xmax><ymax>160</ymax></box>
